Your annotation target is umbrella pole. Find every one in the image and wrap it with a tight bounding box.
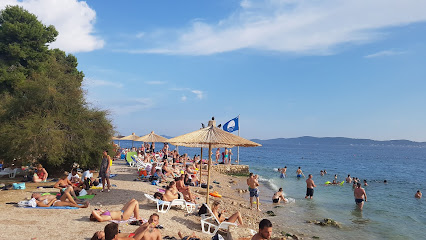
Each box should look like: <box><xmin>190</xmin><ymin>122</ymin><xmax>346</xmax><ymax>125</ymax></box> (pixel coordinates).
<box><xmin>200</xmin><ymin>147</ymin><xmax>203</xmax><ymax>187</ymax></box>
<box><xmin>206</xmin><ymin>143</ymin><xmax>212</xmax><ymax>205</ymax></box>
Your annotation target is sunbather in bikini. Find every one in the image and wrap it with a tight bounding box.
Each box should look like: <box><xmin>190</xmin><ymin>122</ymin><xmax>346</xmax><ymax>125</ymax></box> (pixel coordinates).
<box><xmin>90</xmin><ymin>199</ymin><xmax>142</xmax><ymax>222</ymax></box>
<box><xmin>211</xmin><ymin>200</ymin><xmax>243</xmax><ymax>226</ymax></box>
<box><xmin>31</xmin><ymin>192</ymin><xmax>89</xmax><ymax>208</ymax></box>
<box><xmin>176</xmin><ymin>175</ymin><xmax>197</xmax><ymax>203</ymax></box>
<box><xmin>54</xmin><ymin>172</ymin><xmax>81</xmax><ymax>198</ymax></box>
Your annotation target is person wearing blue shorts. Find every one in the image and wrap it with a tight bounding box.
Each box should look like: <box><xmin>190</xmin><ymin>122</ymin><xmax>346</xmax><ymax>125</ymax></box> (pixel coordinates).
<box><xmin>247</xmin><ymin>173</ymin><xmax>261</xmax><ymax>211</ymax></box>
<box><xmin>296</xmin><ymin>167</ymin><xmax>305</xmax><ymax>179</ymax></box>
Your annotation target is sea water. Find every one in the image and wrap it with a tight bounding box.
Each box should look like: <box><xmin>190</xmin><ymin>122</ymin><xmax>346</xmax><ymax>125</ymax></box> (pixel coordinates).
<box><xmin>117</xmin><ymin>140</ymin><xmax>425</xmax><ymax>239</ymax></box>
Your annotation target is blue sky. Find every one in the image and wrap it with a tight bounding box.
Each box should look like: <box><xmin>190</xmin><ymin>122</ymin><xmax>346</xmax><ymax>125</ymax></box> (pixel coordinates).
<box><xmin>2</xmin><ymin>0</ymin><xmax>426</xmax><ymax>141</ymax></box>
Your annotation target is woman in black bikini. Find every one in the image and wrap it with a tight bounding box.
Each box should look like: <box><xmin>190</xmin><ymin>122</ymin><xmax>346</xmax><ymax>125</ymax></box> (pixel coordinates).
<box><xmin>211</xmin><ymin>200</ymin><xmax>243</xmax><ymax>225</ymax></box>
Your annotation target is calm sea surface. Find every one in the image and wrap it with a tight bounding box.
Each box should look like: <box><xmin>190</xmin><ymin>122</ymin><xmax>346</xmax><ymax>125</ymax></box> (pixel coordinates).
<box><xmin>117</xmin><ymin>140</ymin><xmax>425</xmax><ymax>240</ymax></box>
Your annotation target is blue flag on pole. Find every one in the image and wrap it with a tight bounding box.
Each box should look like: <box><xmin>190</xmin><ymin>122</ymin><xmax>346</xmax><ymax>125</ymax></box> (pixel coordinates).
<box><xmin>223</xmin><ymin>117</ymin><xmax>239</xmax><ymax>132</ymax></box>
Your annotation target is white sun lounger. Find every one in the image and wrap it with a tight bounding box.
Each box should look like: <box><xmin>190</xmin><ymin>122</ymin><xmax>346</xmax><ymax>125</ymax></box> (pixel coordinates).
<box><xmin>144</xmin><ymin>193</ymin><xmax>196</xmax><ymax>213</ymax></box>
<box><xmin>0</xmin><ymin>168</ymin><xmax>17</xmax><ymax>178</ymax></box>
<box><xmin>200</xmin><ymin>203</ymin><xmax>238</xmax><ymax>236</ymax></box>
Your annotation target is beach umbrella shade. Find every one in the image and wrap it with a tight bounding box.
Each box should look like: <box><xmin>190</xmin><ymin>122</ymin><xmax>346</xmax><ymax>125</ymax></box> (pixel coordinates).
<box><xmin>120</xmin><ymin>133</ymin><xmax>140</xmax><ymax>148</ymax></box>
<box><xmin>112</xmin><ymin>135</ymin><xmax>125</xmax><ymax>147</ymax></box>
<box><xmin>167</xmin><ymin>124</ymin><xmax>261</xmax><ymax>204</ymax></box>
<box><xmin>135</xmin><ymin>131</ymin><xmax>169</xmax><ymax>143</ymax></box>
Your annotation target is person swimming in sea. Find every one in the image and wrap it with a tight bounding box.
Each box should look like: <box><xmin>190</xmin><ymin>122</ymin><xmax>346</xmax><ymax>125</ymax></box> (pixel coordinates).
<box><xmin>415</xmin><ymin>190</ymin><xmax>422</xmax><ymax>199</ymax></box>
<box><xmin>296</xmin><ymin>167</ymin><xmax>305</xmax><ymax>178</ymax></box>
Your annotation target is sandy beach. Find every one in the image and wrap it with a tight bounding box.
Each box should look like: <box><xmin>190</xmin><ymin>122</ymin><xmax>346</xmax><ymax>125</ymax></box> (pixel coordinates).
<box><xmin>0</xmin><ymin>160</ymin><xmax>277</xmax><ymax>240</ymax></box>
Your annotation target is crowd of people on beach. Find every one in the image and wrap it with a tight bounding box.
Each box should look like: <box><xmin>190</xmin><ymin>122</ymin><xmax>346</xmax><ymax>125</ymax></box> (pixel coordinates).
<box><xmin>21</xmin><ymin>144</ymin><xmax>277</xmax><ymax>240</ymax></box>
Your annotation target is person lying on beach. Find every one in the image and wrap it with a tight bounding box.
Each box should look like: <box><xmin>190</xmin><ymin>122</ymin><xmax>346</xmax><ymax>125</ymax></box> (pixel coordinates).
<box><xmin>272</xmin><ymin>188</ymin><xmax>287</xmax><ymax>203</ymax></box>
<box><xmin>161</xmin><ymin>181</ymin><xmax>180</xmax><ymax>201</ymax></box>
<box><xmin>251</xmin><ymin>219</ymin><xmax>273</xmax><ymax>240</ymax></box>
<box><xmin>90</xmin><ymin>199</ymin><xmax>142</xmax><ymax>222</ymax></box>
<box><xmin>212</xmin><ymin>200</ymin><xmax>244</xmax><ymax>226</ymax></box>
<box><xmin>415</xmin><ymin>190</ymin><xmax>422</xmax><ymax>199</ymax></box>
<box><xmin>176</xmin><ymin>175</ymin><xmax>197</xmax><ymax>203</ymax></box>
<box><xmin>31</xmin><ymin>192</ymin><xmax>89</xmax><ymax>208</ymax></box>
<box><xmin>177</xmin><ymin>231</ymin><xmax>200</xmax><ymax>240</ymax></box>
<box><xmin>33</xmin><ymin>164</ymin><xmax>48</xmax><ymax>182</ymax></box>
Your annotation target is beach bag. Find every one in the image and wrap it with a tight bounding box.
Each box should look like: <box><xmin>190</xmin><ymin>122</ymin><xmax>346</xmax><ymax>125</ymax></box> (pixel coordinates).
<box><xmin>198</xmin><ymin>204</ymin><xmax>207</xmax><ymax>216</ymax></box>
<box><xmin>12</xmin><ymin>183</ymin><xmax>26</xmax><ymax>190</ymax></box>
<box><xmin>18</xmin><ymin>198</ymin><xmax>37</xmax><ymax>207</ymax></box>
<box><xmin>79</xmin><ymin>188</ymin><xmax>87</xmax><ymax>196</ymax></box>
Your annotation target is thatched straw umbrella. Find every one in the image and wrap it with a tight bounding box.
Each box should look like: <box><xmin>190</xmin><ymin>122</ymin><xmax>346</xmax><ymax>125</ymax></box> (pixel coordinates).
<box><xmin>167</xmin><ymin>123</ymin><xmax>261</xmax><ymax>204</ymax></box>
<box><xmin>120</xmin><ymin>133</ymin><xmax>139</xmax><ymax>148</ymax></box>
<box><xmin>135</xmin><ymin>131</ymin><xmax>168</xmax><ymax>143</ymax></box>
<box><xmin>112</xmin><ymin>135</ymin><xmax>125</xmax><ymax>146</ymax></box>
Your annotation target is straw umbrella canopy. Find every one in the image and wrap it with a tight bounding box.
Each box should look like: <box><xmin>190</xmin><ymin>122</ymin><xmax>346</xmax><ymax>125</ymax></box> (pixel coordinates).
<box><xmin>120</xmin><ymin>133</ymin><xmax>139</xmax><ymax>147</ymax></box>
<box><xmin>135</xmin><ymin>131</ymin><xmax>169</xmax><ymax>143</ymax></box>
<box><xmin>167</xmin><ymin>125</ymin><xmax>261</xmax><ymax>204</ymax></box>
<box><xmin>112</xmin><ymin>135</ymin><xmax>125</xmax><ymax>147</ymax></box>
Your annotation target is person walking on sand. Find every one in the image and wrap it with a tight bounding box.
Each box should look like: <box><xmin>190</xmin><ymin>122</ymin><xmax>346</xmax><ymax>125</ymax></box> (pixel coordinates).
<box><xmin>354</xmin><ymin>183</ymin><xmax>367</xmax><ymax>210</ymax></box>
<box><xmin>296</xmin><ymin>167</ymin><xmax>305</xmax><ymax>178</ymax></box>
<box><xmin>251</xmin><ymin>219</ymin><xmax>272</xmax><ymax>240</ymax></box>
<box><xmin>100</xmin><ymin>150</ymin><xmax>111</xmax><ymax>192</ymax></box>
<box><xmin>305</xmin><ymin>174</ymin><xmax>316</xmax><ymax>199</ymax></box>
<box><xmin>247</xmin><ymin>172</ymin><xmax>261</xmax><ymax>211</ymax></box>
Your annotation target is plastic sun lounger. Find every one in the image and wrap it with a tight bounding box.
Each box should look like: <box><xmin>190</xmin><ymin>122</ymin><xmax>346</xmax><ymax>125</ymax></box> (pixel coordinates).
<box><xmin>0</xmin><ymin>168</ymin><xmax>17</xmax><ymax>178</ymax></box>
<box><xmin>200</xmin><ymin>203</ymin><xmax>238</xmax><ymax>236</ymax></box>
<box><xmin>126</xmin><ymin>152</ymin><xmax>137</xmax><ymax>167</ymax></box>
<box><xmin>144</xmin><ymin>193</ymin><xmax>196</xmax><ymax>214</ymax></box>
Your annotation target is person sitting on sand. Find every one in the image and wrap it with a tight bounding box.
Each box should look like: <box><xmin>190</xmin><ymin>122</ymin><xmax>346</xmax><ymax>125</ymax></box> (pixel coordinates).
<box><xmin>415</xmin><ymin>190</ymin><xmax>422</xmax><ymax>199</ymax></box>
<box><xmin>272</xmin><ymin>188</ymin><xmax>287</xmax><ymax>203</ymax></box>
<box><xmin>177</xmin><ymin>231</ymin><xmax>200</xmax><ymax>240</ymax></box>
<box><xmin>211</xmin><ymin>200</ymin><xmax>243</xmax><ymax>226</ymax></box>
<box><xmin>68</xmin><ymin>168</ymin><xmax>81</xmax><ymax>184</ymax></box>
<box><xmin>161</xmin><ymin>160</ymin><xmax>174</xmax><ymax>178</ymax></box>
<box><xmin>176</xmin><ymin>175</ymin><xmax>197</xmax><ymax>203</ymax></box>
<box><xmin>54</xmin><ymin>172</ymin><xmax>81</xmax><ymax>198</ymax></box>
<box><xmin>33</xmin><ymin>164</ymin><xmax>48</xmax><ymax>182</ymax></box>
<box><xmin>132</xmin><ymin>213</ymin><xmax>161</xmax><ymax>240</ymax></box>
<box><xmin>185</xmin><ymin>165</ymin><xmax>199</xmax><ymax>186</ymax></box>
<box><xmin>251</xmin><ymin>219</ymin><xmax>273</xmax><ymax>240</ymax></box>
<box><xmin>90</xmin><ymin>199</ymin><xmax>142</xmax><ymax>222</ymax></box>
<box><xmin>31</xmin><ymin>192</ymin><xmax>89</xmax><ymax>208</ymax></box>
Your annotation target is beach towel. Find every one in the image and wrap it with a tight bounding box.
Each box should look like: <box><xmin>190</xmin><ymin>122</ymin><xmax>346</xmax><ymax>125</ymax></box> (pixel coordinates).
<box><xmin>109</xmin><ymin>217</ymin><xmax>147</xmax><ymax>224</ymax></box>
<box><xmin>25</xmin><ymin>206</ymin><xmax>79</xmax><ymax>209</ymax></box>
<box><xmin>76</xmin><ymin>194</ymin><xmax>95</xmax><ymax>199</ymax></box>
<box><xmin>110</xmin><ymin>174</ymin><xmax>117</xmax><ymax>178</ymax></box>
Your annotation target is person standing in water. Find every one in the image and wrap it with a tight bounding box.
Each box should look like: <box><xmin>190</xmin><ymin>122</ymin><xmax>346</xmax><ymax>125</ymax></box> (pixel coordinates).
<box><xmin>280</xmin><ymin>166</ymin><xmax>287</xmax><ymax>178</ymax></box>
<box><xmin>296</xmin><ymin>167</ymin><xmax>305</xmax><ymax>178</ymax></box>
<box><xmin>346</xmin><ymin>174</ymin><xmax>352</xmax><ymax>183</ymax></box>
<box><xmin>305</xmin><ymin>174</ymin><xmax>316</xmax><ymax>199</ymax></box>
<box><xmin>415</xmin><ymin>190</ymin><xmax>422</xmax><ymax>199</ymax></box>
<box><xmin>354</xmin><ymin>183</ymin><xmax>367</xmax><ymax>210</ymax></box>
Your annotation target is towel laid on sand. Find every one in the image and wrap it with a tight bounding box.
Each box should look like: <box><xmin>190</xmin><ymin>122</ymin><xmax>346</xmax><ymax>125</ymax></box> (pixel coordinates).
<box><xmin>25</xmin><ymin>206</ymin><xmax>79</xmax><ymax>209</ymax></box>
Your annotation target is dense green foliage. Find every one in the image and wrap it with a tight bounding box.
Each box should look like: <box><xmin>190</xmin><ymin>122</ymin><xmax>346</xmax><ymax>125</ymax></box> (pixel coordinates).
<box><xmin>0</xmin><ymin>6</ymin><xmax>113</xmax><ymax>170</ymax></box>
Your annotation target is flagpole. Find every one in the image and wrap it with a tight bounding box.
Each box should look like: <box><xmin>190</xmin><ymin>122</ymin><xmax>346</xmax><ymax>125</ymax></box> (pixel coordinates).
<box><xmin>237</xmin><ymin>114</ymin><xmax>240</xmax><ymax>165</ymax></box>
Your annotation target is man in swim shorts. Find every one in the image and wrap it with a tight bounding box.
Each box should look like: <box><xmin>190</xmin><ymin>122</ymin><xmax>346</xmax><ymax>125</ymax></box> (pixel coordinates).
<box><xmin>280</xmin><ymin>166</ymin><xmax>287</xmax><ymax>178</ymax></box>
<box><xmin>346</xmin><ymin>174</ymin><xmax>352</xmax><ymax>183</ymax></box>
<box><xmin>247</xmin><ymin>172</ymin><xmax>261</xmax><ymax>211</ymax></box>
<box><xmin>296</xmin><ymin>167</ymin><xmax>305</xmax><ymax>178</ymax></box>
<box><xmin>305</xmin><ymin>174</ymin><xmax>316</xmax><ymax>199</ymax></box>
<box><xmin>354</xmin><ymin>183</ymin><xmax>367</xmax><ymax>210</ymax></box>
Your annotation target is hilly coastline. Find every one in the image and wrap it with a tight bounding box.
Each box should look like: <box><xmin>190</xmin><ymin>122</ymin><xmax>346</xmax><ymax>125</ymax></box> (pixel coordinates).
<box><xmin>251</xmin><ymin>136</ymin><xmax>426</xmax><ymax>147</ymax></box>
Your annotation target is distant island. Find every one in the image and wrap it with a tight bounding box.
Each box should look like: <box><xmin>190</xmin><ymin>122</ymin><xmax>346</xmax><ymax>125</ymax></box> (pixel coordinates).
<box><xmin>250</xmin><ymin>136</ymin><xmax>426</xmax><ymax>147</ymax></box>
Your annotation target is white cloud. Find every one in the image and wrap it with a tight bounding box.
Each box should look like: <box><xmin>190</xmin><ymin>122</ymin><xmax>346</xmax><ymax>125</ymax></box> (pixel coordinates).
<box><xmin>191</xmin><ymin>90</ymin><xmax>204</xmax><ymax>99</ymax></box>
<box><xmin>170</xmin><ymin>88</ymin><xmax>205</xmax><ymax>100</ymax></box>
<box><xmin>83</xmin><ymin>78</ymin><xmax>123</xmax><ymax>88</ymax></box>
<box><xmin>0</xmin><ymin>0</ymin><xmax>104</xmax><ymax>53</ymax></box>
<box><xmin>127</xmin><ymin>0</ymin><xmax>426</xmax><ymax>55</ymax></box>
<box><xmin>364</xmin><ymin>50</ymin><xmax>407</xmax><ymax>58</ymax></box>
<box><xmin>181</xmin><ymin>95</ymin><xmax>187</xmax><ymax>102</ymax></box>
<box><xmin>145</xmin><ymin>81</ymin><xmax>166</xmax><ymax>85</ymax></box>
